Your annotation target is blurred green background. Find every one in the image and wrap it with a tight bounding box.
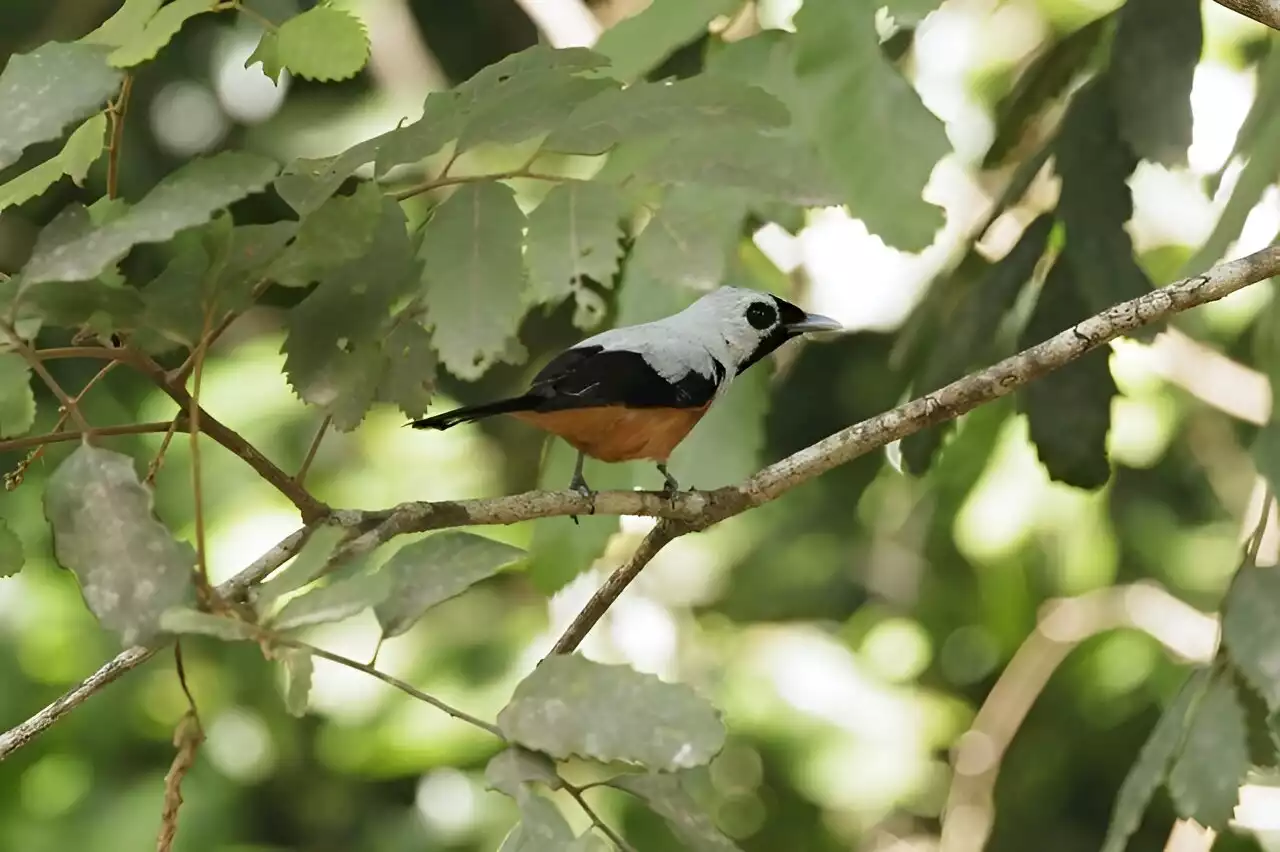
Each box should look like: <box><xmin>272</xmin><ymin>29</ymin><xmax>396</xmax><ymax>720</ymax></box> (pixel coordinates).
<box><xmin>3</xmin><ymin>0</ymin><xmax>1280</xmax><ymax>851</ymax></box>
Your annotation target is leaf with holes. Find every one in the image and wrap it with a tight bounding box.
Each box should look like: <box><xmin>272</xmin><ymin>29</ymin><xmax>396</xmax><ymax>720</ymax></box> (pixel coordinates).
<box><xmin>792</xmin><ymin>0</ymin><xmax>949</xmax><ymax>251</ymax></box>
<box><xmin>1109</xmin><ymin>0</ymin><xmax>1201</xmax><ymax>167</ymax></box>
<box><xmin>245</xmin><ymin>30</ymin><xmax>283</xmax><ymax>84</ymax></box>
<box><xmin>81</xmin><ymin>0</ymin><xmax>164</xmax><ymax>47</ymax></box>
<box><xmin>497</xmin><ymin>654</ymin><xmax>725</xmax><ymax>771</ymax></box>
<box><xmin>44</xmin><ymin>444</ymin><xmax>195</xmax><ymax>646</ymax></box>
<box><xmin>0</xmin><ymin>112</ymin><xmax>107</xmax><ymax>213</ymax></box>
<box><xmin>0</xmin><ymin>518</ymin><xmax>23</xmax><ymax>578</ymax></box>
<box><xmin>276</xmin><ymin>6</ymin><xmax>370</xmax><ymax>82</ymax></box>
<box><xmin>159</xmin><ymin>608</ymin><xmax>258</xmax><ymax>641</ymax></box>
<box><xmin>526</xmin><ymin>182</ymin><xmax>626</xmax><ymax>307</ymax></box>
<box><xmin>1101</xmin><ymin>668</ymin><xmax>1210</xmax><ymax>852</ymax></box>
<box><xmin>271</xmin><ymin>570</ymin><xmax>394</xmax><ymax>631</ymax></box>
<box><xmin>498</xmin><ymin>789</ymin><xmax>575</xmax><ymax>852</ymax></box>
<box><xmin>108</xmin><ymin>0</ymin><xmax>216</xmax><ymax>68</ymax></box>
<box><xmin>281</xmin><ymin>648</ymin><xmax>313</xmax><ymax>717</ymax></box>
<box><xmin>377</xmin><ymin>320</ymin><xmax>437</xmax><ymax>419</ymax></box>
<box><xmin>0</xmin><ymin>42</ymin><xmax>121</xmax><ymax>171</ymax></box>
<box><xmin>0</xmin><ymin>353</ymin><xmax>35</xmax><ymax>438</ymax></box>
<box><xmin>374</xmin><ymin>531</ymin><xmax>525</xmax><ymax>639</ymax></box>
<box><xmin>1018</xmin><ymin>256</ymin><xmax>1116</xmax><ymax>488</ymax></box>
<box><xmin>485</xmin><ymin>747</ymin><xmax>562</xmax><ymax>798</ymax></box>
<box><xmin>1224</xmin><ymin>565</ymin><xmax>1280</xmax><ymax>710</ymax></box>
<box><xmin>1168</xmin><ymin>668</ymin><xmax>1250</xmax><ymax>830</ymax></box>
<box><xmin>419</xmin><ymin>182</ymin><xmax>527</xmax><ymax>380</ymax></box>
<box><xmin>22</xmin><ymin>152</ymin><xmax>279</xmax><ymax>285</ymax></box>
<box><xmin>592</xmin><ymin>0</ymin><xmax>741</xmax><ymax>82</ymax></box>
<box><xmin>612</xmin><ymin>772</ymin><xmax>740</xmax><ymax>852</ymax></box>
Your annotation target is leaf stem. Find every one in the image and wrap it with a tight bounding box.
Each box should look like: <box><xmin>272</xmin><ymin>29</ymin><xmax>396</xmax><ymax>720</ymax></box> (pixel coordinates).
<box><xmin>171</xmin><ymin>277</ymin><xmax>271</xmax><ymax>384</ymax></box>
<box><xmin>4</xmin><ymin>360</ymin><xmax>119</xmax><ymax>489</ymax></box>
<box><xmin>4</xmin><ymin>325</ymin><xmax>91</xmax><ymax>433</ymax></box>
<box><xmin>188</xmin><ymin>309</ymin><xmax>214</xmax><ymax>586</ymax></box>
<box><xmin>389</xmin><ymin>167</ymin><xmax>578</xmax><ymax>202</ymax></box>
<box><xmin>1</xmin><ymin>420</ymin><xmax>180</xmax><ymax>456</ymax></box>
<box><xmin>1247</xmin><ymin>484</ymin><xmax>1274</xmax><ymax>564</ymax></box>
<box><xmin>144</xmin><ymin>418</ymin><xmax>183</xmax><ymax>485</ymax></box>
<box><xmin>106</xmin><ymin>74</ymin><xmax>133</xmax><ymax>200</ymax></box>
<box><xmin>562</xmin><ymin>781</ymin><xmax>637</xmax><ymax>852</ymax></box>
<box><xmin>296</xmin><ymin>414</ymin><xmax>331</xmax><ymax>486</ymax></box>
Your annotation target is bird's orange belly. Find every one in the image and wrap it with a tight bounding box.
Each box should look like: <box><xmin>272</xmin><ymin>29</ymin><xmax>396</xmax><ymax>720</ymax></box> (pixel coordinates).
<box><xmin>512</xmin><ymin>405</ymin><xmax>710</xmax><ymax>462</ymax></box>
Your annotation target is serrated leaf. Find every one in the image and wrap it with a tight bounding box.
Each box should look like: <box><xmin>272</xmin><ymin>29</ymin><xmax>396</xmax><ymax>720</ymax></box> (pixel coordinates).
<box><xmin>526</xmin><ymin>182</ymin><xmax>626</xmax><ymax>306</ymax></box>
<box><xmin>373</xmin><ymin>91</ymin><xmax>462</xmax><ymax>178</ymax></box>
<box><xmin>273</xmin><ymin>136</ymin><xmax>382</xmax><ymax>216</ymax></box>
<box><xmin>1235</xmin><ymin>671</ymin><xmax>1280</xmax><ymax>768</ymax></box>
<box><xmin>419</xmin><ymin>182</ymin><xmax>527</xmax><ymax>380</ymax></box>
<box><xmin>1101</xmin><ymin>668</ymin><xmax>1211</xmax><ymax>852</ymax></box>
<box><xmin>268</xmin><ymin>185</ymin><xmax>381</xmax><ymax>287</ymax></box>
<box><xmin>376</xmin><ymin>320</ymin><xmax>437</xmax><ymax>418</ymax></box>
<box><xmin>253</xmin><ymin>524</ymin><xmax>347</xmax><ymax>615</ymax></box>
<box><xmin>498</xmin><ymin>655</ymin><xmax>725</xmax><ymax>771</ymax></box>
<box><xmin>22</xmin><ymin>279</ymin><xmax>144</xmax><ymax>333</ymax></box>
<box><xmin>1018</xmin><ymin>256</ymin><xmax>1116</xmax><ymax>488</ymax></box>
<box><xmin>626</xmin><ymin>186</ymin><xmax>748</xmax><ymax>290</ymax></box>
<box><xmin>902</xmin><ymin>214</ymin><xmax>1054</xmax><ymax>473</ymax></box>
<box><xmin>374</xmin><ymin>531</ymin><xmax>525</xmax><ymax>639</ymax></box>
<box><xmin>1168</xmin><ymin>668</ymin><xmax>1250</xmax><ymax>830</ymax></box>
<box><xmin>0</xmin><ymin>518</ymin><xmax>23</xmax><ymax>578</ymax></box>
<box><xmin>612</xmin><ymin>772</ymin><xmax>740</xmax><ymax>852</ymax></box>
<box><xmin>81</xmin><ymin>0</ymin><xmax>164</xmax><ymax>47</ymax></box>
<box><xmin>1109</xmin><ymin>0</ymin><xmax>1201</xmax><ymax>167</ymax></box>
<box><xmin>544</xmin><ymin>76</ymin><xmax>789</xmax><ymax>157</ymax></box>
<box><xmin>0</xmin><ymin>112</ymin><xmax>107</xmax><ymax>213</ymax></box>
<box><xmin>245</xmin><ymin>30</ymin><xmax>283</xmax><ymax>84</ymax></box>
<box><xmin>107</xmin><ymin>0</ymin><xmax>215</xmax><ymax>68</ymax></box>
<box><xmin>271</xmin><ymin>569</ymin><xmax>393</xmax><ymax>631</ymax></box>
<box><xmin>44</xmin><ymin>444</ymin><xmax>195</xmax><ymax>646</ymax></box>
<box><xmin>158</xmin><ymin>607</ymin><xmax>258</xmax><ymax>641</ymax></box>
<box><xmin>0</xmin><ymin>42</ymin><xmax>121</xmax><ymax>171</ymax></box>
<box><xmin>22</xmin><ymin>152</ymin><xmax>279</xmax><ymax>285</ymax></box>
<box><xmin>281</xmin><ymin>648</ymin><xmax>313</xmax><ymax>717</ymax></box>
<box><xmin>283</xmin><ymin>194</ymin><xmax>420</xmax><ymax>429</ymax></box>
<box><xmin>485</xmin><ymin>747</ymin><xmax>562</xmax><ymax>798</ymax></box>
<box><xmin>276</xmin><ymin>6</ymin><xmax>370</xmax><ymax>82</ymax></box>
<box><xmin>134</xmin><ymin>220</ymin><xmax>227</xmax><ymax>352</ymax></box>
<box><xmin>593</xmin><ymin>0</ymin><xmax>741</xmax><ymax>82</ymax></box>
<box><xmin>1223</xmin><ymin>564</ymin><xmax>1280</xmax><ymax>710</ymax></box>
<box><xmin>498</xmin><ymin>789</ymin><xmax>575</xmax><ymax>852</ymax></box>
<box><xmin>1055</xmin><ymin>80</ymin><xmax>1153</xmax><ymax>314</ymax></box>
<box><xmin>0</xmin><ymin>353</ymin><xmax>35</xmax><ymax>438</ymax></box>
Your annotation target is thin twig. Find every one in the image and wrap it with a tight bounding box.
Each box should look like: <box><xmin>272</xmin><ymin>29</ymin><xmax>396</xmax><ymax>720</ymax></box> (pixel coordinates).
<box><xmin>5</xmin><ymin>327</ymin><xmax>91</xmax><ymax>432</ymax></box>
<box><xmin>1</xmin><ymin>421</ymin><xmax>181</xmax><ymax>456</ymax></box>
<box><xmin>155</xmin><ymin>709</ymin><xmax>202</xmax><ymax>852</ymax></box>
<box><xmin>272</xmin><ymin>636</ymin><xmax>504</xmax><ymax>738</ymax></box>
<box><xmin>144</xmin><ymin>418</ymin><xmax>183</xmax><ymax>485</ymax></box>
<box><xmin>562</xmin><ymin>781</ymin><xmax>637</xmax><ymax>852</ymax></box>
<box><xmin>389</xmin><ymin>168</ymin><xmax>577</xmax><ymax>201</ymax></box>
<box><xmin>171</xmin><ymin>277</ymin><xmax>272</xmax><ymax>384</ymax></box>
<box><xmin>296</xmin><ymin>415</ymin><xmax>332</xmax><ymax>486</ymax></box>
<box><xmin>106</xmin><ymin>75</ymin><xmax>133</xmax><ymax>200</ymax></box>
<box><xmin>4</xmin><ymin>360</ymin><xmax>119</xmax><ymax>488</ymax></box>
<box><xmin>1210</xmin><ymin>0</ymin><xmax>1280</xmax><ymax>31</ymax></box>
<box><xmin>188</xmin><ymin>310</ymin><xmax>215</xmax><ymax>585</ymax></box>
<box><xmin>1246</xmin><ymin>485</ymin><xmax>1274</xmax><ymax>564</ymax></box>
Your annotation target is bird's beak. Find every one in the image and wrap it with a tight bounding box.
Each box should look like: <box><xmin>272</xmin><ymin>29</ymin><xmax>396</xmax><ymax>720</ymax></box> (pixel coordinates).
<box><xmin>785</xmin><ymin>312</ymin><xmax>843</xmax><ymax>334</ymax></box>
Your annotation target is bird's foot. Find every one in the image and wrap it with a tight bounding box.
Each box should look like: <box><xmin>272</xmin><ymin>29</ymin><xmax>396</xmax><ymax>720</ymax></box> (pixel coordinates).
<box><xmin>656</xmin><ymin>463</ymin><xmax>680</xmax><ymax>500</ymax></box>
<box><xmin>568</xmin><ymin>465</ymin><xmax>594</xmax><ymax>525</ymax></box>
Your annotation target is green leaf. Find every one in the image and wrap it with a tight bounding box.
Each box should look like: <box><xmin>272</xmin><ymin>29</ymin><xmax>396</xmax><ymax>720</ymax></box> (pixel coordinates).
<box><xmin>566</xmin><ymin>834</ymin><xmax>610</xmax><ymax>852</ymax></box>
<box><xmin>1109</xmin><ymin>0</ymin><xmax>1201</xmax><ymax>167</ymax></box>
<box><xmin>0</xmin><ymin>42</ymin><xmax>121</xmax><ymax>171</ymax></box>
<box><xmin>44</xmin><ymin>444</ymin><xmax>195</xmax><ymax>646</ymax></box>
<box><xmin>1018</xmin><ymin>256</ymin><xmax>1116</xmax><ymax>488</ymax></box>
<box><xmin>1167</xmin><ymin>668</ymin><xmax>1250</xmax><ymax>830</ymax></box>
<box><xmin>269</xmin><ymin>184</ymin><xmax>382</xmax><ymax>288</ymax></box>
<box><xmin>485</xmin><ymin>747</ymin><xmax>562</xmax><ymax>798</ymax></box>
<box><xmin>276</xmin><ymin>6</ymin><xmax>370</xmax><ymax>82</ymax></box>
<box><xmin>107</xmin><ymin>0</ymin><xmax>215</xmax><ymax>68</ymax></box>
<box><xmin>158</xmin><ymin>607</ymin><xmax>258</xmax><ymax>641</ymax></box>
<box><xmin>280</xmin><ymin>648</ymin><xmax>313</xmax><ymax>717</ymax></box>
<box><xmin>22</xmin><ymin>151</ymin><xmax>279</xmax><ymax>285</ymax></box>
<box><xmin>0</xmin><ymin>112</ymin><xmax>107</xmax><ymax>213</ymax></box>
<box><xmin>0</xmin><ymin>518</ymin><xmax>23</xmax><ymax>578</ymax></box>
<box><xmin>1210</xmin><ymin>34</ymin><xmax>1280</xmax><ymax>194</ymax></box>
<box><xmin>1223</xmin><ymin>564</ymin><xmax>1280</xmax><ymax>710</ymax></box>
<box><xmin>81</xmin><ymin>0</ymin><xmax>164</xmax><ymax>47</ymax></box>
<box><xmin>1101</xmin><ymin>668</ymin><xmax>1211</xmax><ymax>852</ymax></box>
<box><xmin>21</xmin><ymin>279</ymin><xmax>143</xmax><ymax>333</ymax></box>
<box><xmin>1255</xmin><ymin>420</ymin><xmax>1280</xmax><ymax>498</ymax></box>
<box><xmin>498</xmin><ymin>789</ymin><xmax>576</xmax><ymax>852</ymax></box>
<box><xmin>271</xmin><ymin>570</ymin><xmax>394</xmax><ymax>631</ymax></box>
<box><xmin>273</xmin><ymin>136</ymin><xmax>382</xmax><ymax>216</ymax></box>
<box><xmin>525</xmin><ymin>182</ymin><xmax>626</xmax><ymax>308</ymax></box>
<box><xmin>419</xmin><ymin>182</ymin><xmax>527</xmax><ymax>380</ymax></box>
<box><xmin>544</xmin><ymin>76</ymin><xmax>789</xmax><ymax>157</ymax></box>
<box><xmin>498</xmin><ymin>654</ymin><xmax>725</xmax><ymax>771</ymax></box>
<box><xmin>984</xmin><ymin>17</ymin><xmax>1109</xmax><ymax>168</ymax></box>
<box><xmin>252</xmin><ymin>525</ymin><xmax>348</xmax><ymax>615</ymax></box>
<box><xmin>792</xmin><ymin>0</ymin><xmax>949</xmax><ymax>251</ymax></box>
<box><xmin>593</xmin><ymin>0</ymin><xmax>741</xmax><ymax>82</ymax></box>
<box><xmin>134</xmin><ymin>221</ymin><xmax>227</xmax><ymax>352</ymax></box>
<box><xmin>282</xmin><ymin>193</ymin><xmax>420</xmax><ymax>429</ymax></box>
<box><xmin>376</xmin><ymin>320</ymin><xmax>437</xmax><ymax>419</ymax></box>
<box><xmin>902</xmin><ymin>214</ymin><xmax>1054</xmax><ymax>473</ymax></box>
<box><xmin>0</xmin><ymin>352</ymin><xmax>35</xmax><ymax>438</ymax></box>
<box><xmin>1055</xmin><ymin>80</ymin><xmax>1153</xmax><ymax>314</ymax></box>
<box><xmin>625</xmin><ymin>186</ymin><xmax>748</xmax><ymax>290</ymax></box>
<box><xmin>245</xmin><ymin>30</ymin><xmax>283</xmax><ymax>83</ymax></box>
<box><xmin>374</xmin><ymin>531</ymin><xmax>525</xmax><ymax>639</ymax></box>
<box><xmin>612</xmin><ymin>772</ymin><xmax>740</xmax><ymax>852</ymax></box>
<box><xmin>372</xmin><ymin>91</ymin><xmax>462</xmax><ymax>178</ymax></box>
<box><xmin>883</xmin><ymin>0</ymin><xmax>943</xmax><ymax>25</ymax></box>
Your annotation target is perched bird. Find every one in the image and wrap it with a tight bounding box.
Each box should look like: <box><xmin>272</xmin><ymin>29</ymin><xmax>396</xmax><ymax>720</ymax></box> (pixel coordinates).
<box><xmin>410</xmin><ymin>287</ymin><xmax>841</xmax><ymax>494</ymax></box>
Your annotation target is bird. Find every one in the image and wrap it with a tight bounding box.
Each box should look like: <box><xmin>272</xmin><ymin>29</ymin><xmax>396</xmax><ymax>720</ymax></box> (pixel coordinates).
<box><xmin>409</xmin><ymin>287</ymin><xmax>842</xmax><ymax>496</ymax></box>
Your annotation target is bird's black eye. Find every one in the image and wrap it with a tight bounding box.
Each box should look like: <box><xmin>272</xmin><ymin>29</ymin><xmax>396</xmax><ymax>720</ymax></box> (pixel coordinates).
<box><xmin>745</xmin><ymin>301</ymin><xmax>777</xmax><ymax>330</ymax></box>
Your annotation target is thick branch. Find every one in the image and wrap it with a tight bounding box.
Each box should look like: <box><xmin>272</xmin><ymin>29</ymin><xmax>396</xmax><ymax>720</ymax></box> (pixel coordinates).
<box><xmin>1211</xmin><ymin>0</ymin><xmax>1280</xmax><ymax>30</ymax></box>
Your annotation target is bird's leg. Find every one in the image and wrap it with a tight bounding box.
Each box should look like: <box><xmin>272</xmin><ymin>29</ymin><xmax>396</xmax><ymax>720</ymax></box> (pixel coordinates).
<box><xmin>568</xmin><ymin>450</ymin><xmax>593</xmax><ymax>526</ymax></box>
<box><xmin>656</xmin><ymin>462</ymin><xmax>680</xmax><ymax>498</ymax></box>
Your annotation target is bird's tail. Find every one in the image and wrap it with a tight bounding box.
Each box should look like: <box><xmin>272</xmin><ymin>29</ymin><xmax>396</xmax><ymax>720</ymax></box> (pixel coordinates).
<box><xmin>408</xmin><ymin>395</ymin><xmax>537</xmax><ymax>430</ymax></box>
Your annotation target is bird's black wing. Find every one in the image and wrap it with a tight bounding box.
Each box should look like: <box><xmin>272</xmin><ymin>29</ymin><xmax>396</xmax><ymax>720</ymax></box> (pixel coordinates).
<box><xmin>527</xmin><ymin>346</ymin><xmax>723</xmax><ymax>410</ymax></box>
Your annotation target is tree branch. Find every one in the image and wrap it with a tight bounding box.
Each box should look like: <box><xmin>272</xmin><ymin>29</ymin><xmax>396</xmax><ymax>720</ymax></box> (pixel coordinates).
<box><xmin>4</xmin><ymin>245</ymin><xmax>1279</xmax><ymax>760</ymax></box>
<box><xmin>1211</xmin><ymin>0</ymin><xmax>1280</xmax><ymax>30</ymax></box>
<box><xmin>1</xmin><ymin>420</ymin><xmax>183</xmax><ymax>455</ymax></box>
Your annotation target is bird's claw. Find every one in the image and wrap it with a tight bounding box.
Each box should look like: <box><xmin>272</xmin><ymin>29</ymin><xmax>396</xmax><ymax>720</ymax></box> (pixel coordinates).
<box><xmin>657</xmin><ymin>464</ymin><xmax>680</xmax><ymax>500</ymax></box>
